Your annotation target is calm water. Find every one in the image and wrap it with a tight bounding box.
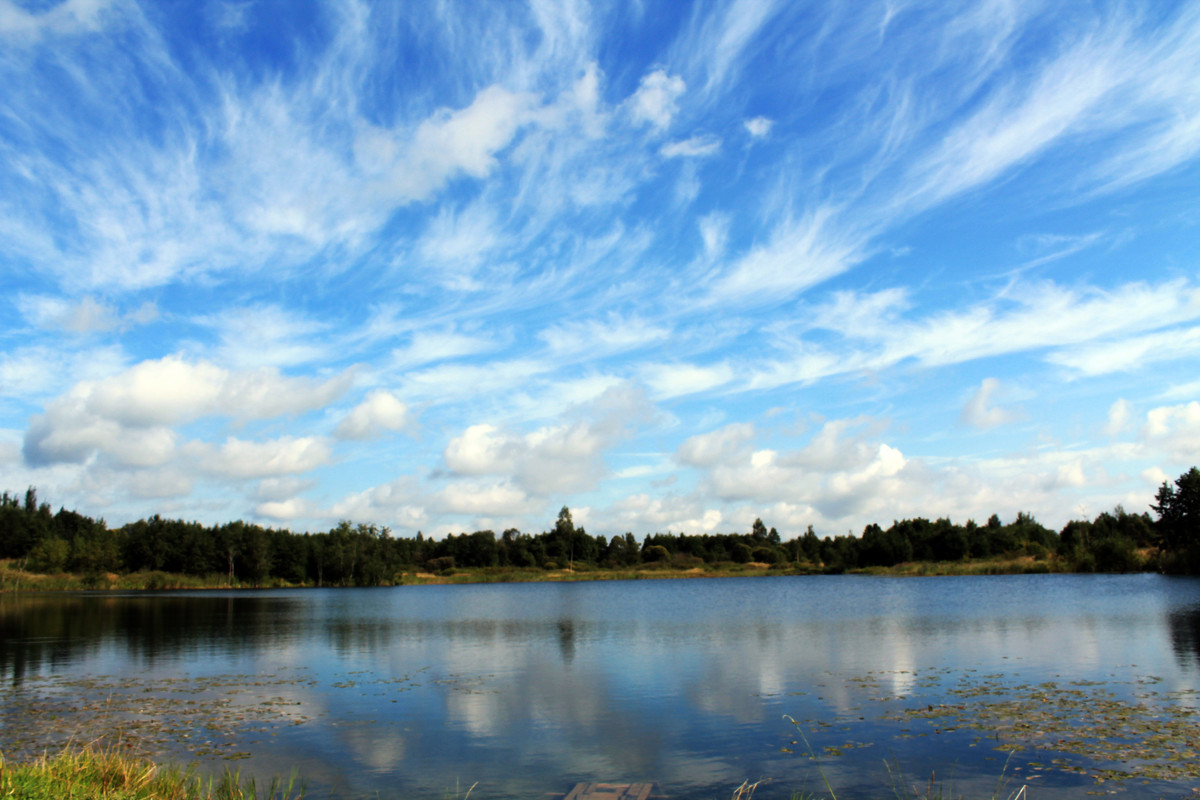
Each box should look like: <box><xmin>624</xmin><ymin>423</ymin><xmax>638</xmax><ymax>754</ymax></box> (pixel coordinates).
<box><xmin>4</xmin><ymin>574</ymin><xmax>1200</xmax><ymax>800</ymax></box>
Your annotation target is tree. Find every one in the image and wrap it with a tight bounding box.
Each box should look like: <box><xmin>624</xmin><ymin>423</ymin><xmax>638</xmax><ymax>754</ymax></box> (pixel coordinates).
<box><xmin>751</xmin><ymin>518</ymin><xmax>768</xmax><ymax>540</ymax></box>
<box><xmin>1151</xmin><ymin>467</ymin><xmax>1200</xmax><ymax>572</ymax></box>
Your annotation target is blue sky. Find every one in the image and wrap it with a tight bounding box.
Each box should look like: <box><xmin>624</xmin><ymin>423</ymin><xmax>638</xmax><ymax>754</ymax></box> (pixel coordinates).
<box><xmin>2</xmin><ymin>0</ymin><xmax>1199</xmax><ymax>539</ymax></box>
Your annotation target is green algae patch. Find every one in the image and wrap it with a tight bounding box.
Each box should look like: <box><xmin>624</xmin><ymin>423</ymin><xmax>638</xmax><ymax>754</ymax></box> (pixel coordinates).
<box><xmin>0</xmin><ymin>670</ymin><xmax>321</xmax><ymax>763</ymax></box>
<box><xmin>885</xmin><ymin>674</ymin><xmax>1200</xmax><ymax>785</ymax></box>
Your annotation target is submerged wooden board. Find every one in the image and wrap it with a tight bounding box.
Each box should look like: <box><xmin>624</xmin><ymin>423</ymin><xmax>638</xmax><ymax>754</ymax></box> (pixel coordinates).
<box><xmin>562</xmin><ymin>782</ymin><xmax>656</xmax><ymax>800</ymax></box>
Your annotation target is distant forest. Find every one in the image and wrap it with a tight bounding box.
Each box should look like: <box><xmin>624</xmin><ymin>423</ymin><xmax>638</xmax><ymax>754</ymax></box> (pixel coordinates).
<box><xmin>2</xmin><ymin>467</ymin><xmax>1199</xmax><ymax>585</ymax></box>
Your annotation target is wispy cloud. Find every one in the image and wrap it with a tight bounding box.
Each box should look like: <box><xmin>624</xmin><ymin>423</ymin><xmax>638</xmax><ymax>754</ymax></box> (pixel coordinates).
<box><xmin>5</xmin><ymin>1</ymin><xmax>1200</xmax><ymax>535</ymax></box>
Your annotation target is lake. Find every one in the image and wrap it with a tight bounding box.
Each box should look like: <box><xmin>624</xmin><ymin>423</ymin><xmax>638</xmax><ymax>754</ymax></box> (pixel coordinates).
<box><xmin>3</xmin><ymin>574</ymin><xmax>1200</xmax><ymax>800</ymax></box>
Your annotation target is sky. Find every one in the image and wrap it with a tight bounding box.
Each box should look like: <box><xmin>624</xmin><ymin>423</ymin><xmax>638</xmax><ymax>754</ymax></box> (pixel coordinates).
<box><xmin>2</xmin><ymin>0</ymin><xmax>1199</xmax><ymax>541</ymax></box>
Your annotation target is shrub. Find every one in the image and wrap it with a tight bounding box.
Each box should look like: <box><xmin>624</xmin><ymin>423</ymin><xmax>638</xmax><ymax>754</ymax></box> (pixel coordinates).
<box><xmin>643</xmin><ymin>545</ymin><xmax>671</xmax><ymax>563</ymax></box>
<box><xmin>425</xmin><ymin>556</ymin><xmax>456</xmax><ymax>575</ymax></box>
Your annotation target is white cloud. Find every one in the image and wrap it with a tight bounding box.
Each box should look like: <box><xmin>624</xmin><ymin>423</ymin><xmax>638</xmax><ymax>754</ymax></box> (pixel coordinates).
<box><xmin>641</xmin><ymin>362</ymin><xmax>735</xmax><ymax>399</ymax></box>
<box><xmin>1103</xmin><ymin>399</ymin><xmax>1132</xmax><ymax>436</ymax></box>
<box><xmin>442</xmin><ymin>382</ymin><xmax>649</xmax><ymax>496</ymax></box>
<box><xmin>607</xmin><ymin>492</ymin><xmax>724</xmax><ymax>536</ymax></box>
<box><xmin>256</xmin><ymin>497</ymin><xmax>319</xmax><ymax>521</ymax></box>
<box><xmin>194</xmin><ymin>436</ymin><xmax>333</xmax><ymax>480</ymax></box>
<box><xmin>0</xmin><ymin>344</ymin><xmax>126</xmax><ymax>399</ymax></box>
<box><xmin>23</xmin><ymin>402</ymin><xmax>178</xmax><ymax>468</ymax></box>
<box><xmin>0</xmin><ymin>0</ymin><xmax>117</xmax><ymax>39</ymax></box>
<box><xmin>21</xmin><ymin>357</ymin><xmax>350</xmax><ymax>475</ymax></box>
<box><xmin>80</xmin><ymin>356</ymin><xmax>350</xmax><ymax>426</ymax></box>
<box><xmin>698</xmin><ymin>213</ymin><xmax>729</xmax><ymax>259</ymax></box>
<box><xmin>336</xmin><ymin>390</ymin><xmax>413</xmax><ymax>440</ymax></box>
<box><xmin>256</xmin><ymin>477</ymin><xmax>317</xmax><ymax>502</ymax></box>
<box><xmin>1048</xmin><ymin>325</ymin><xmax>1200</xmax><ymax>376</ymax></box>
<box><xmin>960</xmin><ymin>378</ymin><xmax>1019</xmax><ymax>429</ymax></box>
<box><xmin>362</xmin><ymin>85</ymin><xmax>540</xmax><ymax>203</ymax></box>
<box><xmin>710</xmin><ymin>206</ymin><xmax>866</xmax><ymax>302</ymax></box>
<box><xmin>794</xmin><ymin>280</ymin><xmax>1200</xmax><ymax>381</ymax></box>
<box><xmin>435</xmin><ymin>480</ymin><xmax>539</xmax><ymax>517</ymax></box>
<box><xmin>20</xmin><ymin>295</ymin><xmax>119</xmax><ymax>333</ymax></box>
<box><xmin>1142</xmin><ymin>401</ymin><xmax>1200</xmax><ymax>461</ymax></box>
<box><xmin>416</xmin><ymin>203</ymin><xmax>502</xmax><ymax>290</ymax></box>
<box><xmin>389</xmin><ymin>329</ymin><xmax>500</xmax><ymax>370</ymax></box>
<box><xmin>660</xmin><ymin>135</ymin><xmax>721</xmax><ymax>159</ymax></box>
<box><xmin>678</xmin><ymin>0</ymin><xmax>782</xmax><ymax>94</ymax></box>
<box><xmin>744</xmin><ymin>116</ymin><xmax>773</xmax><ymax>137</ymax></box>
<box><xmin>677</xmin><ymin>422</ymin><xmax>755</xmax><ymax>468</ymax></box>
<box><xmin>200</xmin><ymin>305</ymin><xmax>335</xmax><ymax>370</ymax></box>
<box><xmin>627</xmin><ymin>69</ymin><xmax>686</xmax><ymax>130</ymax></box>
<box><xmin>443</xmin><ymin>420</ymin><xmax>606</xmax><ymax>496</ymax></box>
<box><xmin>538</xmin><ymin>314</ymin><xmax>670</xmax><ymax>358</ymax></box>
<box><xmin>678</xmin><ymin>418</ymin><xmax>910</xmax><ymax>524</ymax></box>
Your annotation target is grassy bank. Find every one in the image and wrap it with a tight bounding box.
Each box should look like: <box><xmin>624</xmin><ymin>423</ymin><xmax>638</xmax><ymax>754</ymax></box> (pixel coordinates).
<box><xmin>2</xmin><ymin>553</ymin><xmax>1104</xmax><ymax>593</ymax></box>
<box><xmin>0</xmin><ymin>748</ymin><xmax>302</xmax><ymax>800</ymax></box>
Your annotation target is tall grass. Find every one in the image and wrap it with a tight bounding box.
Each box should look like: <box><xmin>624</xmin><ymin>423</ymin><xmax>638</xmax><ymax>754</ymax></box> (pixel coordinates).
<box><xmin>0</xmin><ymin>747</ymin><xmax>303</xmax><ymax>800</ymax></box>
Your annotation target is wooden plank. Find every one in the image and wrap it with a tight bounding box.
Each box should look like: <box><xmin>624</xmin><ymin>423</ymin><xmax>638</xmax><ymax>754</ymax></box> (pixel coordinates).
<box><xmin>562</xmin><ymin>782</ymin><xmax>657</xmax><ymax>800</ymax></box>
<box><xmin>564</xmin><ymin>783</ymin><xmax>594</xmax><ymax>800</ymax></box>
<box><xmin>626</xmin><ymin>783</ymin><xmax>654</xmax><ymax>800</ymax></box>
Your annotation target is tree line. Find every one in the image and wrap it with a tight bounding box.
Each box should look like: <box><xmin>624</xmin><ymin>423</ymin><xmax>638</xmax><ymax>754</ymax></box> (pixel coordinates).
<box><xmin>2</xmin><ymin>468</ymin><xmax>1199</xmax><ymax>585</ymax></box>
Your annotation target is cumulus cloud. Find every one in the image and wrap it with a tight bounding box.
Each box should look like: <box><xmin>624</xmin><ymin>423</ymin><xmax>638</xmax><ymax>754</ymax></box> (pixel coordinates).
<box><xmin>434</xmin><ymin>480</ymin><xmax>540</xmax><ymax>517</ymax></box>
<box><xmin>24</xmin><ymin>404</ymin><xmax>178</xmax><ymax>468</ymax></box>
<box><xmin>678</xmin><ymin>417</ymin><xmax>909</xmax><ymax>524</ymax></box>
<box><xmin>73</xmin><ymin>355</ymin><xmax>350</xmax><ymax>427</ymax></box>
<box><xmin>193</xmin><ymin>436</ymin><xmax>333</xmax><ymax>480</ymax></box>
<box><xmin>443</xmin><ymin>421</ymin><xmax>606</xmax><ymax>496</ymax></box>
<box><xmin>1142</xmin><ymin>401</ymin><xmax>1200</xmax><ymax>460</ymax></box>
<box><xmin>627</xmin><ymin>69</ymin><xmax>686</xmax><ymax>130</ymax></box>
<box><xmin>442</xmin><ymin>382</ymin><xmax>650</xmax><ymax>496</ymax></box>
<box><xmin>256</xmin><ymin>497</ymin><xmax>319</xmax><ymax>521</ymax></box>
<box><xmin>676</xmin><ymin>422</ymin><xmax>755</xmax><ymax>468</ymax></box>
<box><xmin>21</xmin><ymin>355</ymin><xmax>350</xmax><ymax>503</ymax></box>
<box><xmin>607</xmin><ymin>492</ymin><xmax>724</xmax><ymax>536</ymax></box>
<box><xmin>335</xmin><ymin>390</ymin><xmax>413</xmax><ymax>440</ymax></box>
<box><xmin>960</xmin><ymin>378</ymin><xmax>1020</xmax><ymax>429</ymax></box>
<box><xmin>357</xmin><ymin>85</ymin><xmax>540</xmax><ymax>203</ymax></box>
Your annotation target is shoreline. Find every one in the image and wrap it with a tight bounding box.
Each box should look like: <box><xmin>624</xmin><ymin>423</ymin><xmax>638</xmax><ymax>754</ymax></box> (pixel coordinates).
<box><xmin>0</xmin><ymin>554</ymin><xmax>1097</xmax><ymax>593</ymax></box>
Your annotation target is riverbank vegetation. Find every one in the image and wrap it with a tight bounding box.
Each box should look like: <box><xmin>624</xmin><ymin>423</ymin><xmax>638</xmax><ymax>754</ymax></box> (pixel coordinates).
<box><xmin>2</xmin><ymin>468</ymin><xmax>1198</xmax><ymax>590</ymax></box>
<box><xmin>0</xmin><ymin>747</ymin><xmax>302</xmax><ymax>799</ymax></box>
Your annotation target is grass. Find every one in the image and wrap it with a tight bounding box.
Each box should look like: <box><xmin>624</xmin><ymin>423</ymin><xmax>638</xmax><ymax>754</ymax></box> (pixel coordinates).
<box><xmin>1</xmin><ymin>552</ymin><xmax>1133</xmax><ymax>594</ymax></box>
<box><xmin>0</xmin><ymin>747</ymin><xmax>303</xmax><ymax>800</ymax></box>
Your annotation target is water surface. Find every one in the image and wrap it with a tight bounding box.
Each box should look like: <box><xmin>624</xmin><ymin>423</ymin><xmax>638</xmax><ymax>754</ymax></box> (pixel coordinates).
<box><xmin>3</xmin><ymin>574</ymin><xmax>1200</xmax><ymax>799</ymax></box>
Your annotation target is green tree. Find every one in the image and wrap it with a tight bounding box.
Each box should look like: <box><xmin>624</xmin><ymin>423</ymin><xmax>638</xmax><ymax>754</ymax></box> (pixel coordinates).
<box><xmin>1151</xmin><ymin>467</ymin><xmax>1200</xmax><ymax>572</ymax></box>
<box><xmin>751</xmin><ymin>518</ymin><xmax>768</xmax><ymax>540</ymax></box>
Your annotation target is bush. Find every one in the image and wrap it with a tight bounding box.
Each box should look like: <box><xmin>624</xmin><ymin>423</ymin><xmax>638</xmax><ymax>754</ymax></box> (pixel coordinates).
<box><xmin>751</xmin><ymin>546</ymin><xmax>782</xmax><ymax>565</ymax></box>
<box><xmin>425</xmin><ymin>556</ymin><xmax>456</xmax><ymax>575</ymax></box>
<box><xmin>670</xmin><ymin>553</ymin><xmax>704</xmax><ymax>570</ymax></box>
<box><xmin>1092</xmin><ymin>538</ymin><xmax>1140</xmax><ymax>572</ymax></box>
<box><xmin>643</xmin><ymin>545</ymin><xmax>671</xmax><ymax>563</ymax></box>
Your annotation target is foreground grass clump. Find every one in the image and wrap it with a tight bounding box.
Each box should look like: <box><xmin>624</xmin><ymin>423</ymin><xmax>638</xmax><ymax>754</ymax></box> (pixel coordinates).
<box><xmin>0</xmin><ymin>748</ymin><xmax>302</xmax><ymax>800</ymax></box>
